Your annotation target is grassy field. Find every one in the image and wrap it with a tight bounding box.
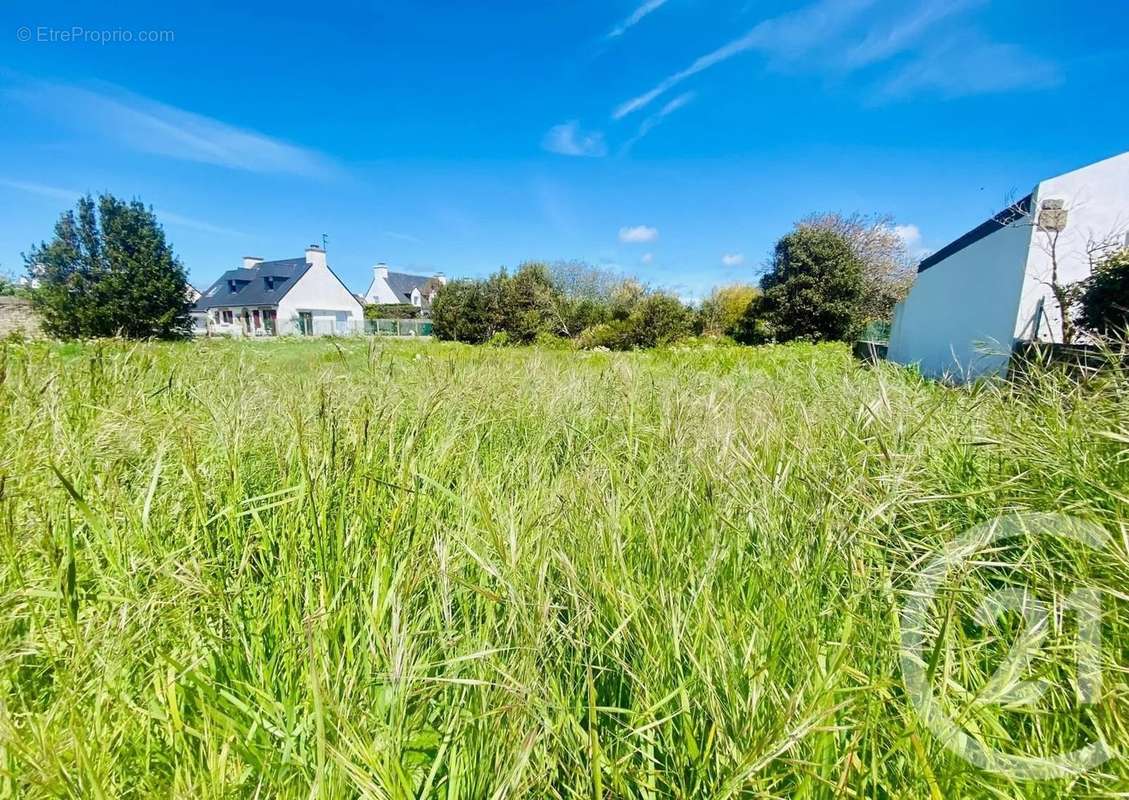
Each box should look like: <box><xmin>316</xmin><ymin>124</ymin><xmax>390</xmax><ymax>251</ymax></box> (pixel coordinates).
<box><xmin>0</xmin><ymin>336</ymin><xmax>1126</xmax><ymax>798</ymax></box>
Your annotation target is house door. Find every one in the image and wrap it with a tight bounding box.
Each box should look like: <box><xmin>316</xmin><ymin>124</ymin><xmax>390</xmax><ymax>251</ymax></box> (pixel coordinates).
<box><xmin>252</xmin><ymin>310</ymin><xmax>261</xmax><ymax>331</ymax></box>
<box><xmin>263</xmin><ymin>309</ymin><xmax>277</xmax><ymax>335</ymax></box>
<box><xmin>298</xmin><ymin>312</ymin><xmax>313</xmax><ymax>335</ymax></box>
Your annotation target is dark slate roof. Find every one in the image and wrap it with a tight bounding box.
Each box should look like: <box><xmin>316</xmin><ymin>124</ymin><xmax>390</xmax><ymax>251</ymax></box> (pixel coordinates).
<box><xmin>192</xmin><ymin>258</ymin><xmax>310</xmax><ymax>309</ymax></box>
<box><xmin>386</xmin><ymin>272</ymin><xmax>442</xmax><ymax>307</ymax></box>
<box><xmin>917</xmin><ymin>194</ymin><xmax>1033</xmax><ymax>273</ymax></box>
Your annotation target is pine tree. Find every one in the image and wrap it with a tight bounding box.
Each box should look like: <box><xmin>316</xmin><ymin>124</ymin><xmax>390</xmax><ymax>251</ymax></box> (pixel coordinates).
<box><xmin>25</xmin><ymin>194</ymin><xmax>192</xmax><ymax>339</ymax></box>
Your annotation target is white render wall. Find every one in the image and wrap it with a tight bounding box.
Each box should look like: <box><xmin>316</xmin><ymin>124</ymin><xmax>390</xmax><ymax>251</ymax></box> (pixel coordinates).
<box><xmin>1016</xmin><ymin>151</ymin><xmax>1129</xmax><ymax>342</ymax></box>
<box><xmin>887</xmin><ymin>218</ymin><xmax>1034</xmax><ymax>379</ymax></box>
<box><xmin>275</xmin><ymin>260</ymin><xmax>364</xmax><ymax>336</ymax></box>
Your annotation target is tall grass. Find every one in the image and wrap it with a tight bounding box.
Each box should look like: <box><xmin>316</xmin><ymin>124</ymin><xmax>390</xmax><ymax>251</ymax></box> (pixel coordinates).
<box><xmin>0</xmin><ymin>337</ymin><xmax>1125</xmax><ymax>797</ymax></box>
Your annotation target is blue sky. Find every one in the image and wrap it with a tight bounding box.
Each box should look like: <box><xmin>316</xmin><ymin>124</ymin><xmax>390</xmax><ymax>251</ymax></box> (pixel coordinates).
<box><xmin>1</xmin><ymin>0</ymin><xmax>1125</xmax><ymax>299</ymax></box>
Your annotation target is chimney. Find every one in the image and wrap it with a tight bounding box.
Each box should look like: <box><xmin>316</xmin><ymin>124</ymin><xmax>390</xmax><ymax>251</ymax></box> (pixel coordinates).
<box><xmin>374</xmin><ymin>263</ymin><xmax>389</xmax><ymax>280</ymax></box>
<box><xmin>243</xmin><ymin>256</ymin><xmax>263</xmax><ymax>269</ymax></box>
<box><xmin>305</xmin><ymin>244</ymin><xmax>327</xmax><ymax>270</ymax></box>
<box><xmin>434</xmin><ymin>271</ymin><xmax>448</xmax><ymax>286</ymax></box>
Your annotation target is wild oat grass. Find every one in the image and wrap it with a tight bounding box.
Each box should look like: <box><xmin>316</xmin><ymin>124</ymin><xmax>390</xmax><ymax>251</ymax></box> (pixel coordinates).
<box><xmin>0</xmin><ymin>337</ymin><xmax>1125</xmax><ymax>798</ymax></box>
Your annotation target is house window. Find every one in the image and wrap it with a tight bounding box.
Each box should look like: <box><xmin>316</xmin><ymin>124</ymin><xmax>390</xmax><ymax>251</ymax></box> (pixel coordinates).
<box><xmin>265</xmin><ymin>276</ymin><xmax>275</xmax><ymax>290</ymax></box>
<box><xmin>221</xmin><ymin>310</ymin><xmax>233</xmax><ymax>324</ymax></box>
<box><xmin>263</xmin><ymin>309</ymin><xmax>277</xmax><ymax>335</ymax></box>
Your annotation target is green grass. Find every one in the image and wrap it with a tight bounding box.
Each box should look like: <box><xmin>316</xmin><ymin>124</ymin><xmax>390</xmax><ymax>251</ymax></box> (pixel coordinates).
<box><xmin>0</xmin><ymin>336</ymin><xmax>1126</xmax><ymax>798</ymax></box>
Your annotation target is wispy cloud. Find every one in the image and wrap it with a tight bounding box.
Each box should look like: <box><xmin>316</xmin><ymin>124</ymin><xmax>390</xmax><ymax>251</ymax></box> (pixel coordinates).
<box><xmin>619</xmin><ymin>224</ymin><xmax>659</xmax><ymax>243</ymax></box>
<box><xmin>0</xmin><ymin>177</ymin><xmax>246</xmax><ymax>237</ymax></box>
<box><xmin>878</xmin><ymin>37</ymin><xmax>1062</xmax><ymax>100</ymax></box>
<box><xmin>620</xmin><ymin>92</ymin><xmax>695</xmax><ymax>154</ymax></box>
<box><xmin>844</xmin><ymin>0</ymin><xmax>982</xmax><ymax>69</ymax></box>
<box><xmin>607</xmin><ymin>0</ymin><xmax>670</xmax><ymax>39</ymax></box>
<box><xmin>641</xmin><ymin>252</ymin><xmax>655</xmax><ymax>264</ymax></box>
<box><xmin>721</xmin><ymin>252</ymin><xmax>745</xmax><ymax>267</ymax></box>
<box><xmin>5</xmin><ymin>79</ymin><xmax>337</xmax><ymax>178</ymax></box>
<box><xmin>542</xmin><ymin>120</ymin><xmax>608</xmax><ymax>157</ymax></box>
<box><xmin>613</xmin><ymin>0</ymin><xmax>876</xmax><ymax>119</ymax></box>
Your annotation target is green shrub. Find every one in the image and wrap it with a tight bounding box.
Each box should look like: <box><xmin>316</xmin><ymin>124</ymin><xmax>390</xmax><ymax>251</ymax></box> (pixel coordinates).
<box><xmin>364</xmin><ymin>303</ymin><xmax>420</xmax><ymax>320</ymax></box>
<box><xmin>759</xmin><ymin>226</ymin><xmax>866</xmax><ymax>343</ymax></box>
<box><xmin>1077</xmin><ymin>249</ymin><xmax>1129</xmax><ymax>337</ymax></box>
<box><xmin>25</xmin><ymin>194</ymin><xmax>192</xmax><ymax>339</ymax></box>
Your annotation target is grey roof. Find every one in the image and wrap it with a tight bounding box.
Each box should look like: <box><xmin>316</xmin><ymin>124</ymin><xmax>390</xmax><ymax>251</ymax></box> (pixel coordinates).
<box><xmin>385</xmin><ymin>272</ymin><xmax>443</xmax><ymax>307</ymax></box>
<box><xmin>192</xmin><ymin>258</ymin><xmax>310</xmax><ymax>309</ymax></box>
<box><xmin>917</xmin><ymin>194</ymin><xmax>1032</xmax><ymax>273</ymax></box>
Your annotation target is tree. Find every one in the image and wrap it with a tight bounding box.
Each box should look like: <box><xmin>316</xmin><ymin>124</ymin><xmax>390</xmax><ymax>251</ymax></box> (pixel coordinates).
<box><xmin>24</xmin><ymin>194</ymin><xmax>191</xmax><ymax>339</ymax></box>
<box><xmin>500</xmin><ymin>262</ymin><xmax>562</xmax><ymax>342</ymax></box>
<box><xmin>697</xmin><ymin>283</ymin><xmax>759</xmax><ymax>337</ymax></box>
<box><xmin>759</xmin><ymin>226</ymin><xmax>865</xmax><ymax>343</ymax></box>
<box><xmin>1077</xmin><ymin>248</ymin><xmax>1129</xmax><ymax>337</ymax></box>
<box><xmin>799</xmin><ymin>212</ymin><xmax>915</xmax><ymax>323</ymax></box>
<box><xmin>430</xmin><ymin>278</ymin><xmax>501</xmax><ymax>343</ymax></box>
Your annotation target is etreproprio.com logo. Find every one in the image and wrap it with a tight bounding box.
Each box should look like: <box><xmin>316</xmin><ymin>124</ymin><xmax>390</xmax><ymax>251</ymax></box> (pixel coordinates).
<box><xmin>900</xmin><ymin>512</ymin><xmax>1118</xmax><ymax>779</ymax></box>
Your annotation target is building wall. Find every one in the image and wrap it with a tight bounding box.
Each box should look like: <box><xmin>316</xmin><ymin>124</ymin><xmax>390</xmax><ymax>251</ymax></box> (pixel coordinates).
<box><xmin>363</xmin><ymin>274</ymin><xmax>399</xmax><ymax>305</ymax></box>
<box><xmin>276</xmin><ymin>261</ymin><xmax>364</xmax><ymax>335</ymax></box>
<box><xmin>887</xmin><ymin>217</ymin><xmax>1034</xmax><ymax>379</ymax></box>
<box><xmin>0</xmin><ymin>297</ymin><xmax>42</xmax><ymax>337</ymax></box>
<box><xmin>1015</xmin><ymin>151</ymin><xmax>1129</xmax><ymax>342</ymax></box>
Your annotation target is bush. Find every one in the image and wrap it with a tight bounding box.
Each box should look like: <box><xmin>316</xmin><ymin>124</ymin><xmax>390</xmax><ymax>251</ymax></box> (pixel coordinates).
<box><xmin>758</xmin><ymin>226</ymin><xmax>865</xmax><ymax>343</ymax></box>
<box><xmin>431</xmin><ymin>279</ymin><xmax>501</xmax><ymax>343</ymax></box>
<box><xmin>697</xmin><ymin>284</ymin><xmax>760</xmax><ymax>337</ymax></box>
<box><xmin>578</xmin><ymin>293</ymin><xmax>693</xmax><ymax>350</ymax></box>
<box><xmin>25</xmin><ymin>194</ymin><xmax>192</xmax><ymax>339</ymax></box>
<box><xmin>1077</xmin><ymin>249</ymin><xmax>1129</xmax><ymax>337</ymax></box>
<box><xmin>364</xmin><ymin>303</ymin><xmax>420</xmax><ymax>320</ymax></box>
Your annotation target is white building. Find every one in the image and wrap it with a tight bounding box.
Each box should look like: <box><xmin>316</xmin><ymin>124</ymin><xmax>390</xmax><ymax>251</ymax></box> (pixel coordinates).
<box><xmin>362</xmin><ymin>263</ymin><xmax>447</xmax><ymax>315</ymax></box>
<box><xmin>888</xmin><ymin>150</ymin><xmax>1129</xmax><ymax>379</ymax></box>
<box><xmin>192</xmin><ymin>245</ymin><xmax>364</xmax><ymax>336</ymax></box>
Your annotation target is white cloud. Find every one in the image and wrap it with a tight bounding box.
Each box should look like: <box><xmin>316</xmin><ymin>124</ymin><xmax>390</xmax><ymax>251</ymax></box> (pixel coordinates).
<box><xmin>613</xmin><ymin>0</ymin><xmax>876</xmax><ymax>119</ymax></box>
<box><xmin>844</xmin><ymin>0</ymin><xmax>982</xmax><ymax>69</ymax></box>
<box><xmin>641</xmin><ymin>252</ymin><xmax>654</xmax><ymax>264</ymax></box>
<box><xmin>619</xmin><ymin>225</ymin><xmax>659</xmax><ymax>243</ymax></box>
<box><xmin>893</xmin><ymin>224</ymin><xmax>922</xmax><ymax>249</ymax></box>
<box><xmin>877</xmin><ymin>38</ymin><xmax>1061</xmax><ymax>100</ymax></box>
<box><xmin>542</xmin><ymin>121</ymin><xmax>608</xmax><ymax>157</ymax></box>
<box><xmin>607</xmin><ymin>0</ymin><xmax>670</xmax><ymax>39</ymax></box>
<box><xmin>0</xmin><ymin>177</ymin><xmax>245</xmax><ymax>237</ymax></box>
<box><xmin>5</xmin><ymin>79</ymin><xmax>337</xmax><ymax>178</ymax></box>
<box><xmin>721</xmin><ymin>252</ymin><xmax>745</xmax><ymax>267</ymax></box>
<box><xmin>620</xmin><ymin>92</ymin><xmax>695</xmax><ymax>154</ymax></box>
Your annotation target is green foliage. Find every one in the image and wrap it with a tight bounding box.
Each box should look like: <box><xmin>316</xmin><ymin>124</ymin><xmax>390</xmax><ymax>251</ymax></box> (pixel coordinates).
<box><xmin>758</xmin><ymin>225</ymin><xmax>866</xmax><ymax>343</ymax></box>
<box><xmin>697</xmin><ymin>283</ymin><xmax>760</xmax><ymax>337</ymax></box>
<box><xmin>578</xmin><ymin>291</ymin><xmax>693</xmax><ymax>350</ymax></box>
<box><xmin>363</xmin><ymin>303</ymin><xmax>420</xmax><ymax>320</ymax></box>
<box><xmin>24</xmin><ymin>194</ymin><xmax>191</xmax><ymax>339</ymax></box>
<box><xmin>1077</xmin><ymin>249</ymin><xmax>1129</xmax><ymax>337</ymax></box>
<box><xmin>1</xmin><ymin>336</ymin><xmax>1127</xmax><ymax>797</ymax></box>
<box><xmin>0</xmin><ymin>270</ymin><xmax>33</xmax><ymax>298</ymax></box>
<box><xmin>430</xmin><ymin>278</ymin><xmax>502</xmax><ymax>343</ymax></box>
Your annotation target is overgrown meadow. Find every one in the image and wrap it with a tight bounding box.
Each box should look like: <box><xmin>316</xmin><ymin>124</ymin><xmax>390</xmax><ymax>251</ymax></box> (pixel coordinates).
<box><xmin>0</xmin><ymin>337</ymin><xmax>1126</xmax><ymax>798</ymax></box>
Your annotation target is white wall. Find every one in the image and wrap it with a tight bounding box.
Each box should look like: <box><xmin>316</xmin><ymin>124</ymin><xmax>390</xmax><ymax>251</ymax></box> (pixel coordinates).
<box><xmin>276</xmin><ymin>261</ymin><xmax>364</xmax><ymax>336</ymax></box>
<box><xmin>888</xmin><ymin>217</ymin><xmax>1034</xmax><ymax>379</ymax></box>
<box><xmin>1015</xmin><ymin>151</ymin><xmax>1129</xmax><ymax>342</ymax></box>
<box><xmin>363</xmin><ymin>271</ymin><xmax>399</xmax><ymax>304</ymax></box>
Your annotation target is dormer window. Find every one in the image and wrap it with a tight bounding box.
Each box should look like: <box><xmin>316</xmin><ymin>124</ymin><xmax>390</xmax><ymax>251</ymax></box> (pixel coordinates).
<box><xmin>228</xmin><ymin>280</ymin><xmax>237</xmax><ymax>292</ymax></box>
<box><xmin>265</xmin><ymin>276</ymin><xmax>275</xmax><ymax>291</ymax></box>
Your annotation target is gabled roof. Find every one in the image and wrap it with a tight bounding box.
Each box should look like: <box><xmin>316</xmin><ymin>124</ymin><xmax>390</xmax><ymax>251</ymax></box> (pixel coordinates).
<box><xmin>917</xmin><ymin>194</ymin><xmax>1032</xmax><ymax>273</ymax></box>
<box><xmin>385</xmin><ymin>271</ymin><xmax>443</xmax><ymax>307</ymax></box>
<box><xmin>193</xmin><ymin>258</ymin><xmax>310</xmax><ymax>309</ymax></box>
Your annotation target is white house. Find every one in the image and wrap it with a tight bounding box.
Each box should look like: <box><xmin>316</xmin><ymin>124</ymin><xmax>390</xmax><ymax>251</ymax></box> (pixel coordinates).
<box><xmin>362</xmin><ymin>263</ymin><xmax>447</xmax><ymax>315</ymax></box>
<box><xmin>888</xmin><ymin>150</ymin><xmax>1129</xmax><ymax>380</ymax></box>
<box><xmin>192</xmin><ymin>245</ymin><xmax>364</xmax><ymax>336</ymax></box>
